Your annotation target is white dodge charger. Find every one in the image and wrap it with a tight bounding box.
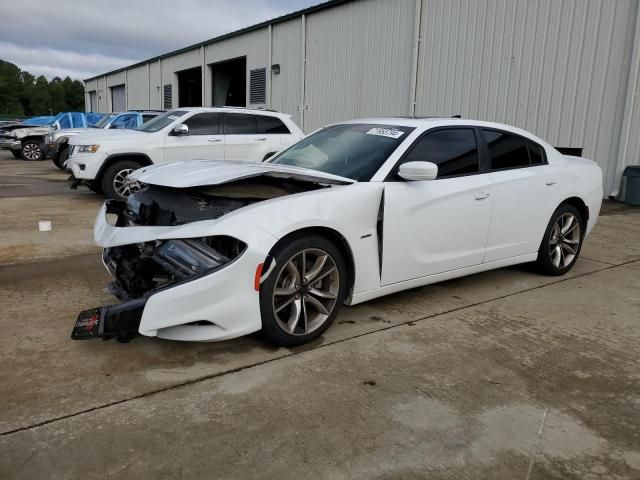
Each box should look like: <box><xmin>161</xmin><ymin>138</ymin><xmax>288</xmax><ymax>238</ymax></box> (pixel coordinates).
<box><xmin>71</xmin><ymin>117</ymin><xmax>603</xmax><ymax>346</ymax></box>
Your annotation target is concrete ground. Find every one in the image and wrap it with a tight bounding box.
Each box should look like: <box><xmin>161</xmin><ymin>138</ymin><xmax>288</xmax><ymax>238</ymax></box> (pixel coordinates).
<box><xmin>0</xmin><ymin>151</ymin><xmax>639</xmax><ymax>479</ymax></box>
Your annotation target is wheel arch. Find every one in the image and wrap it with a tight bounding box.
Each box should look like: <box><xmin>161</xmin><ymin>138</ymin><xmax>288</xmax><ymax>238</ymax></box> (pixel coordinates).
<box><xmin>269</xmin><ymin>226</ymin><xmax>356</xmax><ymax>300</ymax></box>
<box><xmin>559</xmin><ymin>196</ymin><xmax>589</xmax><ymax>226</ymax></box>
<box><xmin>21</xmin><ymin>135</ymin><xmax>44</xmax><ymax>145</ymax></box>
<box><xmin>96</xmin><ymin>153</ymin><xmax>153</xmax><ymax>182</ymax></box>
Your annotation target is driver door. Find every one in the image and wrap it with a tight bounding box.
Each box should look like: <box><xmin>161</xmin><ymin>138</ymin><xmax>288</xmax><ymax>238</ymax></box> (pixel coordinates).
<box><xmin>381</xmin><ymin>127</ymin><xmax>493</xmax><ymax>285</ymax></box>
<box><xmin>164</xmin><ymin>112</ymin><xmax>224</xmax><ymax>162</ymax></box>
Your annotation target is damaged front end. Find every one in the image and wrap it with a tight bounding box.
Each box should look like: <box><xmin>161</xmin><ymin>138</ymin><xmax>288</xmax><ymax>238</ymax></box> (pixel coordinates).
<box><xmin>71</xmin><ymin>196</ymin><xmax>248</xmax><ymax>342</ymax></box>
<box><xmin>71</xmin><ymin>174</ymin><xmax>333</xmax><ymax>342</ymax></box>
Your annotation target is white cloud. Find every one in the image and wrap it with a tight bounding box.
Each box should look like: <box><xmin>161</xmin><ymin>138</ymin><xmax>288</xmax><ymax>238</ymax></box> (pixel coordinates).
<box><xmin>0</xmin><ymin>0</ymin><xmax>320</xmax><ymax>80</ymax></box>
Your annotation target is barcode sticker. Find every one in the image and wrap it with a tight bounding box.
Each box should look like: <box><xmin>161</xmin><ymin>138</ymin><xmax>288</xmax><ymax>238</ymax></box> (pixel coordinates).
<box><xmin>366</xmin><ymin>128</ymin><xmax>405</xmax><ymax>139</ymax></box>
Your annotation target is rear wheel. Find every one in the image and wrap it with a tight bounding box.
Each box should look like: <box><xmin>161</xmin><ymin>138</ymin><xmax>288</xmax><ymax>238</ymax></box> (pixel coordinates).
<box><xmin>536</xmin><ymin>204</ymin><xmax>585</xmax><ymax>276</ymax></box>
<box><xmin>100</xmin><ymin>160</ymin><xmax>143</xmax><ymax>200</ymax></box>
<box><xmin>21</xmin><ymin>141</ymin><xmax>44</xmax><ymax>161</ymax></box>
<box><xmin>259</xmin><ymin>234</ymin><xmax>347</xmax><ymax>347</ymax></box>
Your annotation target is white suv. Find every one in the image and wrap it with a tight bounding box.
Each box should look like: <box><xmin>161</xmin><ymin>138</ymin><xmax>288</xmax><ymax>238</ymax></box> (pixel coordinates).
<box><xmin>68</xmin><ymin>107</ymin><xmax>304</xmax><ymax>199</ymax></box>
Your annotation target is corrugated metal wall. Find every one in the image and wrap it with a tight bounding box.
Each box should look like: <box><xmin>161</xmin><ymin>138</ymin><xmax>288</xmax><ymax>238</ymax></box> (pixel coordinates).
<box><xmin>303</xmin><ymin>0</ymin><xmax>416</xmax><ymax>131</ymax></box>
<box><xmin>271</xmin><ymin>19</ymin><xmax>304</xmax><ymax>126</ymax></box>
<box><xmin>126</xmin><ymin>65</ymin><xmax>149</xmax><ymax>109</ymax></box>
<box><xmin>414</xmin><ymin>0</ymin><xmax>639</xmax><ymax>195</ymax></box>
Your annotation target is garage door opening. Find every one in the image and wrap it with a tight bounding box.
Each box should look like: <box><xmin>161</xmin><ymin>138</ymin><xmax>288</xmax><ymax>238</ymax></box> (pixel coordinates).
<box><xmin>177</xmin><ymin>66</ymin><xmax>202</xmax><ymax>107</ymax></box>
<box><xmin>111</xmin><ymin>85</ymin><xmax>126</xmax><ymax>112</ymax></box>
<box><xmin>211</xmin><ymin>56</ymin><xmax>246</xmax><ymax>107</ymax></box>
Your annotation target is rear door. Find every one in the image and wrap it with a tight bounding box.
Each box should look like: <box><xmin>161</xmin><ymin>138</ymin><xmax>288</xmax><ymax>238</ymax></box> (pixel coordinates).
<box><xmin>255</xmin><ymin>114</ymin><xmax>294</xmax><ymax>157</ymax></box>
<box><xmin>164</xmin><ymin>112</ymin><xmax>224</xmax><ymax>162</ymax></box>
<box><xmin>481</xmin><ymin>129</ymin><xmax>552</xmax><ymax>262</ymax></box>
<box><xmin>381</xmin><ymin>127</ymin><xmax>493</xmax><ymax>285</ymax></box>
<box><xmin>223</xmin><ymin>113</ymin><xmax>268</xmax><ymax>162</ymax></box>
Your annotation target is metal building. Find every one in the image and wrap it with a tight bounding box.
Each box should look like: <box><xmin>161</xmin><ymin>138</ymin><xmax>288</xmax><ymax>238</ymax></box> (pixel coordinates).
<box><xmin>84</xmin><ymin>0</ymin><xmax>640</xmax><ymax>198</ymax></box>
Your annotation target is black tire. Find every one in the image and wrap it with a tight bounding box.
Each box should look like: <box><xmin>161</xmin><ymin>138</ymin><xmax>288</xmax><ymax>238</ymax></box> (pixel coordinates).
<box><xmin>53</xmin><ymin>146</ymin><xmax>69</xmax><ymax>170</ymax></box>
<box><xmin>259</xmin><ymin>234</ymin><xmax>348</xmax><ymax>347</ymax></box>
<box><xmin>536</xmin><ymin>204</ymin><xmax>585</xmax><ymax>276</ymax></box>
<box><xmin>100</xmin><ymin>160</ymin><xmax>142</xmax><ymax>200</ymax></box>
<box><xmin>10</xmin><ymin>150</ymin><xmax>22</xmax><ymax>159</ymax></box>
<box><xmin>21</xmin><ymin>141</ymin><xmax>44</xmax><ymax>161</ymax></box>
<box><xmin>87</xmin><ymin>181</ymin><xmax>103</xmax><ymax>194</ymax></box>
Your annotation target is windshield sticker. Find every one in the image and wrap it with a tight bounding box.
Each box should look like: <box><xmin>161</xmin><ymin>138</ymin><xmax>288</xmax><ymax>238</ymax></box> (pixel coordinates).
<box><xmin>366</xmin><ymin>128</ymin><xmax>405</xmax><ymax>139</ymax></box>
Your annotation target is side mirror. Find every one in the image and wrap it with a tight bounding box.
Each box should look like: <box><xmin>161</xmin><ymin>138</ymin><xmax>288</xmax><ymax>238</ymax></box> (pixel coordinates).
<box><xmin>171</xmin><ymin>124</ymin><xmax>189</xmax><ymax>136</ymax></box>
<box><xmin>398</xmin><ymin>161</ymin><xmax>438</xmax><ymax>181</ymax></box>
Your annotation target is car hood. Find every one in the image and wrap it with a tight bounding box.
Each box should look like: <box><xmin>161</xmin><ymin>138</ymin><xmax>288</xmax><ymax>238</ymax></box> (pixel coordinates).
<box><xmin>129</xmin><ymin>160</ymin><xmax>356</xmax><ymax>188</ymax></box>
<box><xmin>54</xmin><ymin>127</ymin><xmax>90</xmax><ymax>137</ymax></box>
<box><xmin>69</xmin><ymin>129</ymin><xmax>147</xmax><ymax>144</ymax></box>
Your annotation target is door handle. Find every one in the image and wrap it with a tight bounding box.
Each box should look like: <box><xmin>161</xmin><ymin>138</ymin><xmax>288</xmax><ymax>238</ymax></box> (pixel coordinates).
<box><xmin>208</xmin><ymin>138</ymin><xmax>222</xmax><ymax>142</ymax></box>
<box><xmin>254</xmin><ymin>137</ymin><xmax>267</xmax><ymax>141</ymax></box>
<box><xmin>546</xmin><ymin>180</ymin><xmax>556</xmax><ymax>186</ymax></box>
<box><xmin>475</xmin><ymin>192</ymin><xmax>490</xmax><ymax>200</ymax></box>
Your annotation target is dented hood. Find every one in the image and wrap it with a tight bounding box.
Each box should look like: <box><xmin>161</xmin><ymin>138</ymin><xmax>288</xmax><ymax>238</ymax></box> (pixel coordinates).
<box><xmin>129</xmin><ymin>160</ymin><xmax>356</xmax><ymax>188</ymax></box>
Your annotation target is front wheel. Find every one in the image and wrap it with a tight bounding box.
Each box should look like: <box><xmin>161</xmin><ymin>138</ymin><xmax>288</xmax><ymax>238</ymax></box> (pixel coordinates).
<box><xmin>100</xmin><ymin>160</ymin><xmax>143</xmax><ymax>200</ymax></box>
<box><xmin>21</xmin><ymin>141</ymin><xmax>44</xmax><ymax>161</ymax></box>
<box><xmin>536</xmin><ymin>204</ymin><xmax>585</xmax><ymax>276</ymax></box>
<box><xmin>259</xmin><ymin>234</ymin><xmax>348</xmax><ymax>347</ymax></box>
<box><xmin>53</xmin><ymin>146</ymin><xmax>69</xmax><ymax>170</ymax></box>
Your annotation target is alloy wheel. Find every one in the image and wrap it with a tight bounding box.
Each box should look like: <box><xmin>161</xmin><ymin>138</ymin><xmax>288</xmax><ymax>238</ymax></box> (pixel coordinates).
<box><xmin>112</xmin><ymin>168</ymin><xmax>143</xmax><ymax>198</ymax></box>
<box><xmin>23</xmin><ymin>143</ymin><xmax>41</xmax><ymax>160</ymax></box>
<box><xmin>549</xmin><ymin>213</ymin><xmax>581</xmax><ymax>269</ymax></box>
<box><xmin>272</xmin><ymin>248</ymin><xmax>340</xmax><ymax>336</ymax></box>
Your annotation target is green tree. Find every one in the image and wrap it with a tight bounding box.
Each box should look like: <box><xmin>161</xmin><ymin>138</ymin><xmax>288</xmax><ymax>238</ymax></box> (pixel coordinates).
<box><xmin>0</xmin><ymin>59</ymin><xmax>86</xmax><ymax>116</ymax></box>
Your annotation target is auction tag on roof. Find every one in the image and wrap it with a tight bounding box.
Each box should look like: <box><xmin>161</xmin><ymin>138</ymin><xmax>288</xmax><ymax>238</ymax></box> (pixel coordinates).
<box><xmin>366</xmin><ymin>128</ymin><xmax>405</xmax><ymax>139</ymax></box>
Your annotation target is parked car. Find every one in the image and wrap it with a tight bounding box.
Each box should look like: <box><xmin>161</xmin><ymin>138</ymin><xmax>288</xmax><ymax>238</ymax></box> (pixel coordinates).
<box><xmin>0</xmin><ymin>112</ymin><xmax>104</xmax><ymax>160</ymax></box>
<box><xmin>71</xmin><ymin>117</ymin><xmax>603</xmax><ymax>347</ymax></box>
<box><xmin>67</xmin><ymin>107</ymin><xmax>304</xmax><ymax>199</ymax></box>
<box><xmin>45</xmin><ymin>111</ymin><xmax>163</xmax><ymax>170</ymax></box>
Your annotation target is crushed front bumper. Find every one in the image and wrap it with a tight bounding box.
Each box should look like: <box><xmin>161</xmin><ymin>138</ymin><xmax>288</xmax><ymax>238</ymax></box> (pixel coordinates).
<box><xmin>71</xmin><ymin>201</ymin><xmax>276</xmax><ymax>342</ymax></box>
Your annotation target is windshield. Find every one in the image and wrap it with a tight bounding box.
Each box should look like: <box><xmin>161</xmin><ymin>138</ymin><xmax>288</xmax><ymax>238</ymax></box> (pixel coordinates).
<box><xmin>136</xmin><ymin>110</ymin><xmax>187</xmax><ymax>133</ymax></box>
<box><xmin>93</xmin><ymin>114</ymin><xmax>116</xmax><ymax>128</ymax></box>
<box><xmin>270</xmin><ymin>124</ymin><xmax>415</xmax><ymax>181</ymax></box>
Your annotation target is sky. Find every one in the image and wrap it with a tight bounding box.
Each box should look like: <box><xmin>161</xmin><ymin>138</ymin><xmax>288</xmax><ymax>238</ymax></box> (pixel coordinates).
<box><xmin>0</xmin><ymin>0</ymin><xmax>321</xmax><ymax>81</ymax></box>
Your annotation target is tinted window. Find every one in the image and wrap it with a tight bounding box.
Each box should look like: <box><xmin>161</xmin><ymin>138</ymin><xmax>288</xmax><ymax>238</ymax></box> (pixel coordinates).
<box><xmin>527</xmin><ymin>141</ymin><xmax>545</xmax><ymax>165</ymax></box>
<box><xmin>141</xmin><ymin>114</ymin><xmax>157</xmax><ymax>124</ymax></box>
<box><xmin>402</xmin><ymin>128</ymin><xmax>479</xmax><ymax>178</ymax></box>
<box><xmin>257</xmin><ymin>115</ymin><xmax>290</xmax><ymax>134</ymax></box>
<box><xmin>184</xmin><ymin>113</ymin><xmax>220</xmax><ymax>135</ymax></box>
<box><xmin>483</xmin><ymin>129</ymin><xmax>530</xmax><ymax>169</ymax></box>
<box><xmin>271</xmin><ymin>124</ymin><xmax>415</xmax><ymax>181</ymax></box>
<box><xmin>138</xmin><ymin>110</ymin><xmax>187</xmax><ymax>133</ymax></box>
<box><xmin>224</xmin><ymin>113</ymin><xmax>258</xmax><ymax>134</ymax></box>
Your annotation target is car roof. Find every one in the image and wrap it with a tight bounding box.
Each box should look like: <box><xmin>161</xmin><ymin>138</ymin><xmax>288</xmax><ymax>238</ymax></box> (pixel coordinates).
<box><xmin>172</xmin><ymin>106</ymin><xmax>289</xmax><ymax>117</ymax></box>
<box><xmin>336</xmin><ymin>117</ymin><xmax>550</xmax><ymax>146</ymax></box>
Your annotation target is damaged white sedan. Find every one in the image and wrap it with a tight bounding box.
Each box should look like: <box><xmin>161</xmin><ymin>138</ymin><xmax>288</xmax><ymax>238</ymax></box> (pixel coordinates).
<box><xmin>71</xmin><ymin>118</ymin><xmax>603</xmax><ymax>346</ymax></box>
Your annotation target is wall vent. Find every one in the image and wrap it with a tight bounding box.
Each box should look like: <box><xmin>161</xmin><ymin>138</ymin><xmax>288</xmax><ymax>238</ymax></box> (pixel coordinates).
<box><xmin>163</xmin><ymin>84</ymin><xmax>172</xmax><ymax>109</ymax></box>
<box><xmin>249</xmin><ymin>68</ymin><xmax>267</xmax><ymax>104</ymax></box>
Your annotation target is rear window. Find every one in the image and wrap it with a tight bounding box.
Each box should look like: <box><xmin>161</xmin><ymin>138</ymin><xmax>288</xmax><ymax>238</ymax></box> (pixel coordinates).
<box><xmin>257</xmin><ymin>115</ymin><xmax>290</xmax><ymax>134</ymax></box>
<box><xmin>224</xmin><ymin>113</ymin><xmax>259</xmax><ymax>134</ymax></box>
<box><xmin>483</xmin><ymin>130</ymin><xmax>530</xmax><ymax>169</ymax></box>
<box><xmin>483</xmin><ymin>129</ymin><xmax>547</xmax><ymax>169</ymax></box>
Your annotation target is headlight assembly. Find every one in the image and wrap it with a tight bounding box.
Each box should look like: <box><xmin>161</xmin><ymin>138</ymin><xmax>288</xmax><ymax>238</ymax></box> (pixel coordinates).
<box><xmin>77</xmin><ymin>144</ymin><xmax>100</xmax><ymax>153</ymax></box>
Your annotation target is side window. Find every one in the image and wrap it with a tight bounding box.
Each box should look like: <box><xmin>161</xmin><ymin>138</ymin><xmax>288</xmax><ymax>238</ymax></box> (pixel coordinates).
<box><xmin>483</xmin><ymin>129</ymin><xmax>530</xmax><ymax>169</ymax></box>
<box><xmin>527</xmin><ymin>140</ymin><xmax>546</xmax><ymax>165</ymax></box>
<box><xmin>402</xmin><ymin>128</ymin><xmax>480</xmax><ymax>178</ymax></box>
<box><xmin>224</xmin><ymin>113</ymin><xmax>259</xmax><ymax>134</ymax></box>
<box><xmin>183</xmin><ymin>113</ymin><xmax>220</xmax><ymax>135</ymax></box>
<box><xmin>256</xmin><ymin>115</ymin><xmax>290</xmax><ymax>134</ymax></box>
